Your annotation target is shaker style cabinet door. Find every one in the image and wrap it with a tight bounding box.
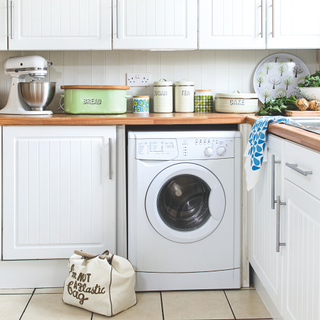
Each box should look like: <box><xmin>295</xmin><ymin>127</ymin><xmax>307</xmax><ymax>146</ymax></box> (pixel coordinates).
<box><xmin>199</xmin><ymin>0</ymin><xmax>265</xmax><ymax>49</ymax></box>
<box><xmin>267</xmin><ymin>0</ymin><xmax>320</xmax><ymax>49</ymax></box>
<box><xmin>113</xmin><ymin>0</ymin><xmax>197</xmax><ymax>50</ymax></box>
<box><xmin>283</xmin><ymin>180</ymin><xmax>320</xmax><ymax>320</ymax></box>
<box><xmin>0</xmin><ymin>0</ymin><xmax>6</xmax><ymax>49</ymax></box>
<box><xmin>2</xmin><ymin>126</ymin><xmax>117</xmax><ymax>260</ymax></box>
<box><xmin>249</xmin><ymin>134</ymin><xmax>284</xmax><ymax>313</ymax></box>
<box><xmin>8</xmin><ymin>0</ymin><xmax>112</xmax><ymax>50</ymax></box>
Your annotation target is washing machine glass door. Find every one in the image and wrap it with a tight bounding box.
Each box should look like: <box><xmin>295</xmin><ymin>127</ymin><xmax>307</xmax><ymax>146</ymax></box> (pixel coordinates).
<box><xmin>145</xmin><ymin>163</ymin><xmax>225</xmax><ymax>243</ymax></box>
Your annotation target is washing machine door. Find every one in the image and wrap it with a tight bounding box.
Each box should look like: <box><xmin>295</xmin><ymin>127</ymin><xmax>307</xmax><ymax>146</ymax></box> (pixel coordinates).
<box><xmin>145</xmin><ymin>163</ymin><xmax>225</xmax><ymax>243</ymax></box>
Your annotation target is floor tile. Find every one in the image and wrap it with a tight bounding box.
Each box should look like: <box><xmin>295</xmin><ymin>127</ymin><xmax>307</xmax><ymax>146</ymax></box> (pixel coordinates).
<box><xmin>0</xmin><ymin>294</ymin><xmax>31</xmax><ymax>320</ymax></box>
<box><xmin>21</xmin><ymin>293</ymin><xmax>92</xmax><ymax>320</ymax></box>
<box><xmin>34</xmin><ymin>287</ymin><xmax>63</xmax><ymax>294</ymax></box>
<box><xmin>93</xmin><ymin>292</ymin><xmax>162</xmax><ymax>320</ymax></box>
<box><xmin>225</xmin><ymin>289</ymin><xmax>272</xmax><ymax>319</ymax></box>
<box><xmin>0</xmin><ymin>288</ymin><xmax>34</xmax><ymax>295</ymax></box>
<box><xmin>162</xmin><ymin>290</ymin><xmax>235</xmax><ymax>320</ymax></box>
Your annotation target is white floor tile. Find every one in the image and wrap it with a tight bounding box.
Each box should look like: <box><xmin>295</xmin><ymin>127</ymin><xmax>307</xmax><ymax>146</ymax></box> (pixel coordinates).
<box><xmin>0</xmin><ymin>294</ymin><xmax>31</xmax><ymax>320</ymax></box>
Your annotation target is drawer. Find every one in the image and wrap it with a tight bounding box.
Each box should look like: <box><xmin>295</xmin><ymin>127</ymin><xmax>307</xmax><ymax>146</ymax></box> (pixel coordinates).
<box><xmin>284</xmin><ymin>140</ymin><xmax>320</xmax><ymax>200</ymax></box>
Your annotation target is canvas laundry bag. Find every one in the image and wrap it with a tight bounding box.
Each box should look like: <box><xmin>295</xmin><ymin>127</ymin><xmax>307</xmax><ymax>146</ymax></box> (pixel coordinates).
<box><xmin>63</xmin><ymin>250</ymin><xmax>136</xmax><ymax>317</ymax></box>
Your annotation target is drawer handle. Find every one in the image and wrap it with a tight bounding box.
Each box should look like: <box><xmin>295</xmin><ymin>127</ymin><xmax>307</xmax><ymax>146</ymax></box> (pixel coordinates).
<box><xmin>271</xmin><ymin>155</ymin><xmax>281</xmax><ymax>209</ymax></box>
<box><xmin>285</xmin><ymin>163</ymin><xmax>312</xmax><ymax>176</ymax></box>
<box><xmin>276</xmin><ymin>196</ymin><xmax>286</xmax><ymax>253</ymax></box>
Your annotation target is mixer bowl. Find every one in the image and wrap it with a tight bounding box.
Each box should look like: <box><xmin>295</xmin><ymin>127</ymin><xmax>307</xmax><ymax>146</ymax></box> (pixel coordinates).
<box><xmin>19</xmin><ymin>82</ymin><xmax>56</xmax><ymax>111</ymax></box>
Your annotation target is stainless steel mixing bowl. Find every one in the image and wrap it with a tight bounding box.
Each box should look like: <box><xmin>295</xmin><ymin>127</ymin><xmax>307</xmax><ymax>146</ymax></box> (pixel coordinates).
<box><xmin>19</xmin><ymin>82</ymin><xmax>56</xmax><ymax>111</ymax></box>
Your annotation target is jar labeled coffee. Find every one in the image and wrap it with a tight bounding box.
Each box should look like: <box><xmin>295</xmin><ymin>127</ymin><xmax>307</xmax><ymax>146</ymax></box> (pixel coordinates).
<box><xmin>194</xmin><ymin>90</ymin><xmax>213</xmax><ymax>113</ymax></box>
<box><xmin>153</xmin><ymin>79</ymin><xmax>173</xmax><ymax>113</ymax></box>
<box><xmin>174</xmin><ymin>79</ymin><xmax>194</xmax><ymax>112</ymax></box>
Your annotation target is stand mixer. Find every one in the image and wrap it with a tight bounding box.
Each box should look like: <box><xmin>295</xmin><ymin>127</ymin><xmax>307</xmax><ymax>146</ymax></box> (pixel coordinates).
<box><xmin>0</xmin><ymin>55</ymin><xmax>55</xmax><ymax>115</ymax></box>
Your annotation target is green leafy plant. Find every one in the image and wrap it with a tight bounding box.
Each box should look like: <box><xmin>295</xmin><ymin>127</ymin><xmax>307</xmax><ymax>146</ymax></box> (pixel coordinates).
<box><xmin>298</xmin><ymin>71</ymin><xmax>320</xmax><ymax>87</ymax></box>
<box><xmin>256</xmin><ymin>95</ymin><xmax>299</xmax><ymax>116</ymax></box>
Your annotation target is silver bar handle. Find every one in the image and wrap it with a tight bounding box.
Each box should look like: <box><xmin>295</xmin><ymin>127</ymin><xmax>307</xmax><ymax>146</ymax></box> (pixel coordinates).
<box><xmin>276</xmin><ymin>196</ymin><xmax>286</xmax><ymax>253</ymax></box>
<box><xmin>10</xmin><ymin>1</ymin><xmax>14</xmax><ymax>40</ymax></box>
<box><xmin>260</xmin><ymin>0</ymin><xmax>263</xmax><ymax>38</ymax></box>
<box><xmin>109</xmin><ymin>138</ymin><xmax>112</xmax><ymax>180</ymax></box>
<box><xmin>116</xmin><ymin>0</ymin><xmax>119</xmax><ymax>39</ymax></box>
<box><xmin>271</xmin><ymin>155</ymin><xmax>281</xmax><ymax>209</ymax></box>
<box><xmin>285</xmin><ymin>163</ymin><xmax>312</xmax><ymax>177</ymax></box>
<box><xmin>271</xmin><ymin>0</ymin><xmax>275</xmax><ymax>37</ymax></box>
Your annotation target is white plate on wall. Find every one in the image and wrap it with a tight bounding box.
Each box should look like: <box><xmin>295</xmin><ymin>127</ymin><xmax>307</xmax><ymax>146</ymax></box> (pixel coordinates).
<box><xmin>253</xmin><ymin>53</ymin><xmax>310</xmax><ymax>103</ymax></box>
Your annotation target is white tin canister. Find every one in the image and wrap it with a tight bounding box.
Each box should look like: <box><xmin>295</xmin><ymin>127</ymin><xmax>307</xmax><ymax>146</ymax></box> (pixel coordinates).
<box><xmin>215</xmin><ymin>92</ymin><xmax>258</xmax><ymax>113</ymax></box>
<box><xmin>153</xmin><ymin>79</ymin><xmax>173</xmax><ymax>113</ymax></box>
<box><xmin>174</xmin><ymin>79</ymin><xmax>194</xmax><ymax>112</ymax></box>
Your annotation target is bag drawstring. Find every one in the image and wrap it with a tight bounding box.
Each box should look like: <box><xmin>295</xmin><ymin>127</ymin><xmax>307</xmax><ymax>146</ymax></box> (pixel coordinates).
<box><xmin>74</xmin><ymin>250</ymin><xmax>114</xmax><ymax>264</ymax></box>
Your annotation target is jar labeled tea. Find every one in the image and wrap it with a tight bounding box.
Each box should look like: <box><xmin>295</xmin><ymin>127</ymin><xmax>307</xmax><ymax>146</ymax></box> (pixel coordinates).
<box><xmin>174</xmin><ymin>79</ymin><xmax>194</xmax><ymax>112</ymax></box>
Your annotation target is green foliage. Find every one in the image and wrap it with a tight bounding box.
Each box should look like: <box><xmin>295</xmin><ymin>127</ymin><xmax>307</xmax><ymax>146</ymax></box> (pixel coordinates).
<box><xmin>256</xmin><ymin>95</ymin><xmax>298</xmax><ymax>116</ymax></box>
<box><xmin>298</xmin><ymin>71</ymin><xmax>320</xmax><ymax>87</ymax></box>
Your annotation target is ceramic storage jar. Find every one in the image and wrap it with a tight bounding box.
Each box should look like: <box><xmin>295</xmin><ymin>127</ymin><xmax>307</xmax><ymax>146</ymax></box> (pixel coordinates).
<box><xmin>153</xmin><ymin>79</ymin><xmax>173</xmax><ymax>113</ymax></box>
<box><xmin>194</xmin><ymin>90</ymin><xmax>213</xmax><ymax>112</ymax></box>
<box><xmin>174</xmin><ymin>79</ymin><xmax>194</xmax><ymax>112</ymax></box>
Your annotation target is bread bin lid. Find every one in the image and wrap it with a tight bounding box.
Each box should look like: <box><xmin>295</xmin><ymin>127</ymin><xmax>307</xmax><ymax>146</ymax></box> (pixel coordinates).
<box><xmin>154</xmin><ymin>79</ymin><xmax>173</xmax><ymax>86</ymax></box>
<box><xmin>215</xmin><ymin>92</ymin><xmax>258</xmax><ymax>99</ymax></box>
<box><xmin>175</xmin><ymin>78</ymin><xmax>194</xmax><ymax>86</ymax></box>
<box><xmin>61</xmin><ymin>85</ymin><xmax>130</xmax><ymax>90</ymax></box>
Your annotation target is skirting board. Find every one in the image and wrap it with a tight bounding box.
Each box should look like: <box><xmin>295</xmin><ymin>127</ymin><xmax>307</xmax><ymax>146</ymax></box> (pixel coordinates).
<box><xmin>0</xmin><ymin>260</ymin><xmax>68</xmax><ymax>289</ymax></box>
<box><xmin>253</xmin><ymin>269</ymin><xmax>283</xmax><ymax>320</ymax></box>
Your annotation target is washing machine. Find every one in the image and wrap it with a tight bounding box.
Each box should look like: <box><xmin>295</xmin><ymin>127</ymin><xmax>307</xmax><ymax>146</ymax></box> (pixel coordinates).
<box><xmin>127</xmin><ymin>130</ymin><xmax>241</xmax><ymax>291</ymax></box>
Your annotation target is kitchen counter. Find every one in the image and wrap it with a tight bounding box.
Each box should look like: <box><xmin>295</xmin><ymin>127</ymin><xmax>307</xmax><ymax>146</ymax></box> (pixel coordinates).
<box><xmin>0</xmin><ymin>112</ymin><xmax>319</xmax><ymax>153</ymax></box>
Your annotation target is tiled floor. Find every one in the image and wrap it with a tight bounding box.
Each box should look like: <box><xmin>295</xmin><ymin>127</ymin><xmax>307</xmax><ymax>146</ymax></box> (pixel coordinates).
<box><xmin>0</xmin><ymin>287</ymin><xmax>273</xmax><ymax>320</ymax></box>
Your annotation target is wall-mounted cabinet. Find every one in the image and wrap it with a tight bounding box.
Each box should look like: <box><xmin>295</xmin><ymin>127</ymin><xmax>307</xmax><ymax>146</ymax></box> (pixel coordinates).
<box><xmin>199</xmin><ymin>0</ymin><xmax>265</xmax><ymax>49</ymax></box>
<box><xmin>2</xmin><ymin>125</ymin><xmax>117</xmax><ymax>260</ymax></box>
<box><xmin>8</xmin><ymin>0</ymin><xmax>112</xmax><ymax>50</ymax></box>
<box><xmin>199</xmin><ymin>0</ymin><xmax>320</xmax><ymax>50</ymax></box>
<box><xmin>113</xmin><ymin>0</ymin><xmax>197</xmax><ymax>50</ymax></box>
<box><xmin>0</xmin><ymin>0</ymin><xmax>6</xmax><ymax>50</ymax></box>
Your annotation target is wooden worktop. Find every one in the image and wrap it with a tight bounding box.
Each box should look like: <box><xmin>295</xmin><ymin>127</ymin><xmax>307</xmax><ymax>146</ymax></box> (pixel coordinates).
<box><xmin>0</xmin><ymin>112</ymin><xmax>319</xmax><ymax>153</ymax></box>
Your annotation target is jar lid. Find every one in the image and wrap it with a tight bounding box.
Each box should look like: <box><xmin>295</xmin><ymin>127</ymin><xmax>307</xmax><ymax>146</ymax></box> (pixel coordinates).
<box><xmin>175</xmin><ymin>78</ymin><xmax>194</xmax><ymax>86</ymax></box>
<box><xmin>133</xmin><ymin>95</ymin><xmax>149</xmax><ymax>98</ymax></box>
<box><xmin>215</xmin><ymin>92</ymin><xmax>258</xmax><ymax>99</ymax></box>
<box><xmin>195</xmin><ymin>89</ymin><xmax>212</xmax><ymax>92</ymax></box>
<box><xmin>154</xmin><ymin>78</ymin><xmax>173</xmax><ymax>86</ymax></box>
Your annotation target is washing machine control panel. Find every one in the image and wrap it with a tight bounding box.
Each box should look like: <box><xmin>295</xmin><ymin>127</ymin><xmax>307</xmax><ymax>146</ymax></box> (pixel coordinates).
<box><xmin>136</xmin><ymin>137</ymin><xmax>234</xmax><ymax>160</ymax></box>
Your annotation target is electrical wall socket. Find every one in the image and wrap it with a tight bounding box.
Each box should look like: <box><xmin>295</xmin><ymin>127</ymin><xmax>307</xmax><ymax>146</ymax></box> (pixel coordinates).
<box><xmin>127</xmin><ymin>73</ymin><xmax>150</xmax><ymax>86</ymax></box>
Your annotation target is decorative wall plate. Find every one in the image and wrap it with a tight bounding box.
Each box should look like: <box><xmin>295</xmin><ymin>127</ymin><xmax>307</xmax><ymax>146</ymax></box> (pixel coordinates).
<box><xmin>253</xmin><ymin>53</ymin><xmax>310</xmax><ymax>103</ymax></box>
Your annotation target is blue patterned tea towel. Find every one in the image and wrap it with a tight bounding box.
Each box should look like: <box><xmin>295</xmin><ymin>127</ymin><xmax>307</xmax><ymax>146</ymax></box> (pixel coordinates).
<box><xmin>244</xmin><ymin>116</ymin><xmax>293</xmax><ymax>191</ymax></box>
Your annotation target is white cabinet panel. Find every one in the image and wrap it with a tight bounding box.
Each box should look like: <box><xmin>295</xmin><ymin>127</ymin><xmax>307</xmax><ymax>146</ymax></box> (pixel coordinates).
<box><xmin>113</xmin><ymin>0</ymin><xmax>197</xmax><ymax>50</ymax></box>
<box><xmin>8</xmin><ymin>0</ymin><xmax>112</xmax><ymax>50</ymax></box>
<box><xmin>249</xmin><ymin>134</ymin><xmax>284</xmax><ymax>312</ymax></box>
<box><xmin>199</xmin><ymin>0</ymin><xmax>265</xmax><ymax>49</ymax></box>
<box><xmin>267</xmin><ymin>0</ymin><xmax>320</xmax><ymax>49</ymax></box>
<box><xmin>283</xmin><ymin>180</ymin><xmax>320</xmax><ymax>320</ymax></box>
<box><xmin>0</xmin><ymin>0</ymin><xmax>6</xmax><ymax>50</ymax></box>
<box><xmin>3</xmin><ymin>126</ymin><xmax>116</xmax><ymax>260</ymax></box>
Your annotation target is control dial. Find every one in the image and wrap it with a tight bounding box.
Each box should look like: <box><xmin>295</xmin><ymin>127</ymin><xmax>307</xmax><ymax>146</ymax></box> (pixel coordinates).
<box><xmin>217</xmin><ymin>146</ymin><xmax>226</xmax><ymax>156</ymax></box>
<box><xmin>204</xmin><ymin>147</ymin><xmax>214</xmax><ymax>157</ymax></box>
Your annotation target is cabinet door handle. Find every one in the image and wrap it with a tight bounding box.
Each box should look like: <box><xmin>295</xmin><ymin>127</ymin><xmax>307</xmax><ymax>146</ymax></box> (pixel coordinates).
<box><xmin>260</xmin><ymin>0</ymin><xmax>263</xmax><ymax>38</ymax></box>
<box><xmin>276</xmin><ymin>195</ymin><xmax>286</xmax><ymax>253</ymax></box>
<box><xmin>271</xmin><ymin>154</ymin><xmax>281</xmax><ymax>209</ymax></box>
<box><xmin>10</xmin><ymin>1</ymin><xmax>14</xmax><ymax>39</ymax></box>
<box><xmin>109</xmin><ymin>138</ymin><xmax>112</xmax><ymax>180</ymax></box>
<box><xmin>271</xmin><ymin>0</ymin><xmax>275</xmax><ymax>37</ymax></box>
<box><xmin>285</xmin><ymin>163</ymin><xmax>312</xmax><ymax>176</ymax></box>
<box><xmin>116</xmin><ymin>0</ymin><xmax>119</xmax><ymax>39</ymax></box>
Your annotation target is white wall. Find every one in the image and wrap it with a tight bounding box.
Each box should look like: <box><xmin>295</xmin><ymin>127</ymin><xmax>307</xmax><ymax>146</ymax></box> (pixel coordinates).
<box><xmin>0</xmin><ymin>49</ymin><xmax>317</xmax><ymax>112</ymax></box>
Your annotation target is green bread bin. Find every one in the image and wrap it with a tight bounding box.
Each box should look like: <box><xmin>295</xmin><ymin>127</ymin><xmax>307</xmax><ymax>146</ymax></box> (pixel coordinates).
<box><xmin>60</xmin><ymin>85</ymin><xmax>131</xmax><ymax>114</ymax></box>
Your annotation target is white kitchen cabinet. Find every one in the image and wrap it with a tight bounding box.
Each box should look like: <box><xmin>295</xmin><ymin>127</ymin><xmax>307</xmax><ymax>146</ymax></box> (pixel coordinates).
<box><xmin>8</xmin><ymin>0</ymin><xmax>112</xmax><ymax>50</ymax></box>
<box><xmin>283</xmin><ymin>180</ymin><xmax>320</xmax><ymax>320</ymax></box>
<box><xmin>249</xmin><ymin>134</ymin><xmax>285</xmax><ymax>313</ymax></box>
<box><xmin>282</xmin><ymin>140</ymin><xmax>320</xmax><ymax>320</ymax></box>
<box><xmin>2</xmin><ymin>125</ymin><xmax>117</xmax><ymax>260</ymax></box>
<box><xmin>0</xmin><ymin>0</ymin><xmax>6</xmax><ymax>50</ymax></box>
<box><xmin>266</xmin><ymin>0</ymin><xmax>320</xmax><ymax>49</ymax></box>
<box><xmin>199</xmin><ymin>0</ymin><xmax>265</xmax><ymax>49</ymax></box>
<box><xmin>112</xmin><ymin>0</ymin><xmax>197</xmax><ymax>50</ymax></box>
